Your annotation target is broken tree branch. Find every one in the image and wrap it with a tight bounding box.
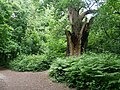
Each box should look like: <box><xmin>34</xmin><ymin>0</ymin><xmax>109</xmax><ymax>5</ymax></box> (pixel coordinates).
<box><xmin>79</xmin><ymin>10</ymin><xmax>97</xmax><ymax>21</ymax></box>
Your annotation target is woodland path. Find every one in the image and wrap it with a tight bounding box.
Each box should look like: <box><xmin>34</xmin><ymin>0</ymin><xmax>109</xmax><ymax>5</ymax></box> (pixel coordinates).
<box><xmin>0</xmin><ymin>68</ymin><xmax>74</xmax><ymax>90</ymax></box>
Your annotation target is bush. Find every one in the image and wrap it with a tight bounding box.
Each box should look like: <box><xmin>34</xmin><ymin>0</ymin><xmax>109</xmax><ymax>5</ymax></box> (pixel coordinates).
<box><xmin>49</xmin><ymin>58</ymin><xmax>72</xmax><ymax>82</ymax></box>
<box><xmin>9</xmin><ymin>54</ymin><xmax>52</xmax><ymax>72</ymax></box>
<box><xmin>49</xmin><ymin>53</ymin><xmax>120</xmax><ymax>90</ymax></box>
<box><xmin>46</xmin><ymin>38</ymin><xmax>66</xmax><ymax>62</ymax></box>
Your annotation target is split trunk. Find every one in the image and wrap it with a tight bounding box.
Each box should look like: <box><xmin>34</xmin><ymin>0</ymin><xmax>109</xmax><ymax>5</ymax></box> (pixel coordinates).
<box><xmin>66</xmin><ymin>7</ymin><xmax>94</xmax><ymax>56</ymax></box>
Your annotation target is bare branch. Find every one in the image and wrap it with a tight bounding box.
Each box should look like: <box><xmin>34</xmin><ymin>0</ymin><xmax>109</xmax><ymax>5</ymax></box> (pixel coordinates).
<box><xmin>79</xmin><ymin>10</ymin><xmax>96</xmax><ymax>21</ymax></box>
<box><xmin>84</xmin><ymin>0</ymin><xmax>91</xmax><ymax>10</ymax></box>
<box><xmin>80</xmin><ymin>21</ymin><xmax>87</xmax><ymax>36</ymax></box>
<box><xmin>89</xmin><ymin>2</ymin><xmax>96</xmax><ymax>9</ymax></box>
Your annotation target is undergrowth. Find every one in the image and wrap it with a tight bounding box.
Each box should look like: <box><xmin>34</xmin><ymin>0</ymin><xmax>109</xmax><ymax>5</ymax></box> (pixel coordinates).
<box><xmin>9</xmin><ymin>54</ymin><xmax>52</xmax><ymax>72</ymax></box>
<box><xmin>49</xmin><ymin>53</ymin><xmax>120</xmax><ymax>90</ymax></box>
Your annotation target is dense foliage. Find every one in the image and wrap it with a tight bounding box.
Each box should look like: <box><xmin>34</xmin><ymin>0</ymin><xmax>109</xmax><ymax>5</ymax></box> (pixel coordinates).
<box><xmin>9</xmin><ymin>54</ymin><xmax>51</xmax><ymax>71</ymax></box>
<box><xmin>0</xmin><ymin>0</ymin><xmax>20</xmax><ymax>65</ymax></box>
<box><xmin>88</xmin><ymin>0</ymin><xmax>120</xmax><ymax>54</ymax></box>
<box><xmin>0</xmin><ymin>0</ymin><xmax>120</xmax><ymax>90</ymax></box>
<box><xmin>0</xmin><ymin>0</ymin><xmax>66</xmax><ymax>66</ymax></box>
<box><xmin>49</xmin><ymin>53</ymin><xmax>120</xmax><ymax>90</ymax></box>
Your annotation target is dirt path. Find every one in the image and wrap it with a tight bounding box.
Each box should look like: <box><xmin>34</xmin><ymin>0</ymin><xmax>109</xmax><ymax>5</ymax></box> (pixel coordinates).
<box><xmin>0</xmin><ymin>68</ymin><xmax>75</xmax><ymax>90</ymax></box>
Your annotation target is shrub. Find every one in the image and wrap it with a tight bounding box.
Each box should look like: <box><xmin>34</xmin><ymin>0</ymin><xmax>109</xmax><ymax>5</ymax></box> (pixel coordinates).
<box><xmin>9</xmin><ymin>54</ymin><xmax>51</xmax><ymax>72</ymax></box>
<box><xmin>49</xmin><ymin>53</ymin><xmax>120</xmax><ymax>90</ymax></box>
<box><xmin>49</xmin><ymin>58</ymin><xmax>73</xmax><ymax>82</ymax></box>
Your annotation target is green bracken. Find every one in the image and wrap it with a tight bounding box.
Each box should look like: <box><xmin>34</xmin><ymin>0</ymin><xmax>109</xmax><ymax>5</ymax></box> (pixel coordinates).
<box><xmin>9</xmin><ymin>54</ymin><xmax>51</xmax><ymax>71</ymax></box>
<box><xmin>49</xmin><ymin>53</ymin><xmax>120</xmax><ymax>90</ymax></box>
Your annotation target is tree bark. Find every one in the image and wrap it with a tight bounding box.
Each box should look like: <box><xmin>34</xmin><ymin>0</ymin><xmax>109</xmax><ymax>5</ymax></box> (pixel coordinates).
<box><xmin>66</xmin><ymin>7</ymin><xmax>94</xmax><ymax>56</ymax></box>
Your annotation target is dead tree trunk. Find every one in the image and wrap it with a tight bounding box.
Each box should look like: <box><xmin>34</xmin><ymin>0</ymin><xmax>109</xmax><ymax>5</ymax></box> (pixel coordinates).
<box><xmin>66</xmin><ymin>7</ymin><xmax>94</xmax><ymax>56</ymax></box>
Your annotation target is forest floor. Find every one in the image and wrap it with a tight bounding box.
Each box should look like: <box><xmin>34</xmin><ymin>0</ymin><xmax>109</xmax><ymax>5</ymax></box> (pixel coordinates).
<box><xmin>0</xmin><ymin>67</ymin><xmax>75</xmax><ymax>90</ymax></box>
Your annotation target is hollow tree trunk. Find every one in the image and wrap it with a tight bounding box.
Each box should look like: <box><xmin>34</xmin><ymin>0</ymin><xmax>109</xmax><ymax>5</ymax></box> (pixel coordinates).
<box><xmin>66</xmin><ymin>7</ymin><xmax>94</xmax><ymax>56</ymax></box>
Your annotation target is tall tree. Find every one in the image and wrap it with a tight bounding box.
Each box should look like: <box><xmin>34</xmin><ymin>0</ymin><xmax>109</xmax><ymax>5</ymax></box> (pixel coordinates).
<box><xmin>42</xmin><ymin>0</ymin><xmax>98</xmax><ymax>56</ymax></box>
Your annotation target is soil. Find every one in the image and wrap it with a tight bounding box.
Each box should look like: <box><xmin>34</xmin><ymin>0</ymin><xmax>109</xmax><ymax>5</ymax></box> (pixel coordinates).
<box><xmin>0</xmin><ymin>68</ymin><xmax>75</xmax><ymax>90</ymax></box>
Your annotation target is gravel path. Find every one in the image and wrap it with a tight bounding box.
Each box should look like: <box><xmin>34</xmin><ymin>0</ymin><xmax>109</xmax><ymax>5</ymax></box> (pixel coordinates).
<box><xmin>0</xmin><ymin>68</ymin><xmax>75</xmax><ymax>90</ymax></box>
